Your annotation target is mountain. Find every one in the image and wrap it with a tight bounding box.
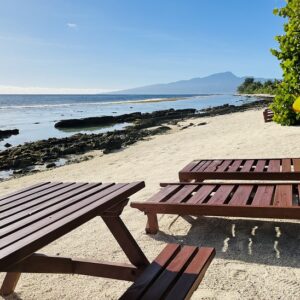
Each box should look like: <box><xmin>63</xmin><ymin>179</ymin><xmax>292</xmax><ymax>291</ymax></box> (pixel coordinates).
<box><xmin>112</xmin><ymin>72</ymin><xmax>267</xmax><ymax>95</ymax></box>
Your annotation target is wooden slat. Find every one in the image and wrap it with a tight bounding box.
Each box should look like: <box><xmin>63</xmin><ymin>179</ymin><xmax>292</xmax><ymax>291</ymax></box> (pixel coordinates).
<box><xmin>0</xmin><ymin>182</ymin><xmax>67</xmax><ymax>213</ymax></box>
<box><xmin>165</xmin><ymin>247</ymin><xmax>215</xmax><ymax>300</ymax></box>
<box><xmin>293</xmin><ymin>159</ymin><xmax>300</xmax><ymax>172</ymax></box>
<box><xmin>193</xmin><ymin>161</ymin><xmax>212</xmax><ymax>172</ymax></box>
<box><xmin>203</xmin><ymin>160</ymin><xmax>223</xmax><ymax>172</ymax></box>
<box><xmin>0</xmin><ymin>182</ymin><xmax>145</xmax><ymax>268</ymax></box>
<box><xmin>141</xmin><ymin>246</ymin><xmax>198</xmax><ymax>300</ymax></box>
<box><xmin>0</xmin><ymin>182</ymin><xmax>62</xmax><ymax>207</ymax></box>
<box><xmin>227</xmin><ymin>159</ymin><xmax>243</xmax><ymax>172</ymax></box>
<box><xmin>282</xmin><ymin>159</ymin><xmax>291</xmax><ymax>172</ymax></box>
<box><xmin>251</xmin><ymin>185</ymin><xmax>274</xmax><ymax>206</ymax></box>
<box><xmin>1</xmin><ymin>183</ymin><xmax>92</xmax><ymax>226</ymax></box>
<box><xmin>187</xmin><ymin>185</ymin><xmax>216</xmax><ymax>204</ymax></box>
<box><xmin>180</xmin><ymin>161</ymin><xmax>201</xmax><ymax>173</ymax></box>
<box><xmin>267</xmin><ymin>160</ymin><xmax>280</xmax><ymax>172</ymax></box>
<box><xmin>0</xmin><ymin>184</ymin><xmax>123</xmax><ymax>249</ymax></box>
<box><xmin>240</xmin><ymin>160</ymin><xmax>254</xmax><ymax>172</ymax></box>
<box><xmin>0</xmin><ymin>182</ymin><xmax>50</xmax><ymax>203</ymax></box>
<box><xmin>119</xmin><ymin>244</ymin><xmax>180</xmax><ymax>300</ymax></box>
<box><xmin>228</xmin><ymin>185</ymin><xmax>253</xmax><ymax>206</ymax></box>
<box><xmin>273</xmin><ymin>185</ymin><xmax>293</xmax><ymax>207</ymax></box>
<box><xmin>167</xmin><ymin>185</ymin><xmax>198</xmax><ymax>204</ymax></box>
<box><xmin>1</xmin><ymin>183</ymin><xmax>79</xmax><ymax>219</ymax></box>
<box><xmin>146</xmin><ymin>185</ymin><xmax>181</xmax><ymax>203</ymax></box>
<box><xmin>216</xmin><ymin>160</ymin><xmax>232</xmax><ymax>172</ymax></box>
<box><xmin>1</xmin><ymin>183</ymin><xmax>107</xmax><ymax>235</ymax></box>
<box><xmin>206</xmin><ymin>185</ymin><xmax>235</xmax><ymax>205</ymax></box>
<box><xmin>254</xmin><ymin>160</ymin><xmax>266</xmax><ymax>172</ymax></box>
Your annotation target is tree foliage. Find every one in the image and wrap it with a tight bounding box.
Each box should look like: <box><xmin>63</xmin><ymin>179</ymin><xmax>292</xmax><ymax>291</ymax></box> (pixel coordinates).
<box><xmin>270</xmin><ymin>0</ymin><xmax>300</xmax><ymax>125</ymax></box>
<box><xmin>237</xmin><ymin>78</ymin><xmax>280</xmax><ymax>94</ymax></box>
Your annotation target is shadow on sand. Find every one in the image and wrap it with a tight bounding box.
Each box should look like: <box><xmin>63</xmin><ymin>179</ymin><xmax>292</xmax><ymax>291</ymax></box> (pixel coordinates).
<box><xmin>2</xmin><ymin>292</ymin><xmax>23</xmax><ymax>300</ymax></box>
<box><xmin>152</xmin><ymin>215</ymin><xmax>300</xmax><ymax>268</ymax></box>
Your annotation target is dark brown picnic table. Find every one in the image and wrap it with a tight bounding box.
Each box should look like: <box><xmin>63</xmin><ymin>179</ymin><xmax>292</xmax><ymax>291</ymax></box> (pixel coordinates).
<box><xmin>0</xmin><ymin>181</ymin><xmax>148</xmax><ymax>295</ymax></box>
<box><xmin>0</xmin><ymin>181</ymin><xmax>215</xmax><ymax>299</ymax></box>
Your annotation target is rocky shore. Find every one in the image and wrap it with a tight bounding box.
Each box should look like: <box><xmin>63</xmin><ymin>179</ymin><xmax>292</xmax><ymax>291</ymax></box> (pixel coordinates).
<box><xmin>54</xmin><ymin>108</ymin><xmax>197</xmax><ymax>129</ymax></box>
<box><xmin>0</xmin><ymin>98</ymin><xmax>271</xmax><ymax>179</ymax></box>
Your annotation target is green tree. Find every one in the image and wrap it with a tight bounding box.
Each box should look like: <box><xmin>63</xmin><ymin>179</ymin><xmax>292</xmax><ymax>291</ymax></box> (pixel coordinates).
<box><xmin>270</xmin><ymin>0</ymin><xmax>300</xmax><ymax>125</ymax></box>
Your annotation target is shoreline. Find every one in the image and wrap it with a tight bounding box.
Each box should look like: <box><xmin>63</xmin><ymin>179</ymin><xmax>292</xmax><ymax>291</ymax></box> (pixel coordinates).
<box><xmin>235</xmin><ymin>93</ymin><xmax>274</xmax><ymax>98</ymax></box>
<box><xmin>0</xmin><ymin>99</ymin><xmax>271</xmax><ymax>181</ymax></box>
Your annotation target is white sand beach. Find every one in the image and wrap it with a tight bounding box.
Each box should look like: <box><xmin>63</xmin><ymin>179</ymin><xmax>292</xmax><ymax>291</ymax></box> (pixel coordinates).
<box><xmin>1</xmin><ymin>108</ymin><xmax>300</xmax><ymax>300</ymax></box>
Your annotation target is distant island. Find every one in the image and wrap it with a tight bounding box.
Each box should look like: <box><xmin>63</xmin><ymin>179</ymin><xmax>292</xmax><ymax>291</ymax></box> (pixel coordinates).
<box><xmin>112</xmin><ymin>71</ymin><xmax>272</xmax><ymax>95</ymax></box>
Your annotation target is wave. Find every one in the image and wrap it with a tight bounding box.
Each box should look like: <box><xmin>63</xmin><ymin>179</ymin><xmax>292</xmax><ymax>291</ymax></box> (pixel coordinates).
<box><xmin>0</xmin><ymin>96</ymin><xmax>194</xmax><ymax>109</ymax></box>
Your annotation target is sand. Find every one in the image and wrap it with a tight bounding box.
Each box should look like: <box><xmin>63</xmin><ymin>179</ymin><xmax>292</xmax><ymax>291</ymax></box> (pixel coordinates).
<box><xmin>1</xmin><ymin>108</ymin><xmax>300</xmax><ymax>300</ymax></box>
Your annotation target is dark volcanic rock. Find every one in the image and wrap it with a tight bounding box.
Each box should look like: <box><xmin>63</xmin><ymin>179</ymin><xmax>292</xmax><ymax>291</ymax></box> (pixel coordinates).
<box><xmin>0</xmin><ymin>129</ymin><xmax>19</xmax><ymax>141</ymax></box>
<box><xmin>55</xmin><ymin>116</ymin><xmax>116</xmax><ymax>128</ymax></box>
<box><xmin>46</xmin><ymin>162</ymin><xmax>56</xmax><ymax>168</ymax></box>
<box><xmin>4</xmin><ymin>143</ymin><xmax>12</xmax><ymax>148</ymax></box>
<box><xmin>54</xmin><ymin>109</ymin><xmax>196</xmax><ymax>129</ymax></box>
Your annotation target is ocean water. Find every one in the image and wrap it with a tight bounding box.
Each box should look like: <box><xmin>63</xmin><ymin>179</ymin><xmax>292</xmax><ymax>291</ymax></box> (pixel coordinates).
<box><xmin>0</xmin><ymin>94</ymin><xmax>256</xmax><ymax>149</ymax></box>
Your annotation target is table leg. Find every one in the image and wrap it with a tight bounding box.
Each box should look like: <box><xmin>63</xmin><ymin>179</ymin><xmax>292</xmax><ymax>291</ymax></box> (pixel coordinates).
<box><xmin>0</xmin><ymin>272</ymin><xmax>21</xmax><ymax>296</ymax></box>
<box><xmin>146</xmin><ymin>213</ymin><xmax>159</xmax><ymax>234</ymax></box>
<box><xmin>102</xmin><ymin>216</ymin><xmax>149</xmax><ymax>268</ymax></box>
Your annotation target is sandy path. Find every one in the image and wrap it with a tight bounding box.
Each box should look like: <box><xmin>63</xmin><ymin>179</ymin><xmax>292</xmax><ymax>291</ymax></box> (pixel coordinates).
<box><xmin>1</xmin><ymin>108</ymin><xmax>300</xmax><ymax>299</ymax></box>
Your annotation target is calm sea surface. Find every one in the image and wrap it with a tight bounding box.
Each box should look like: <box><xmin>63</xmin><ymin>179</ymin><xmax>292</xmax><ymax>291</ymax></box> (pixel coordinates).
<box><xmin>0</xmin><ymin>94</ymin><xmax>256</xmax><ymax>149</ymax></box>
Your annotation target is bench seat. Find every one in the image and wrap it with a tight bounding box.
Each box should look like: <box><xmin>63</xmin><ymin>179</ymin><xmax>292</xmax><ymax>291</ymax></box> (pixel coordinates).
<box><xmin>120</xmin><ymin>244</ymin><xmax>215</xmax><ymax>300</ymax></box>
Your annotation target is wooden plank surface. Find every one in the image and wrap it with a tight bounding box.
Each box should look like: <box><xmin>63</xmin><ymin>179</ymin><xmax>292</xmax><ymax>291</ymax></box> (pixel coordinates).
<box><xmin>120</xmin><ymin>244</ymin><xmax>180</xmax><ymax>300</ymax></box>
<box><xmin>228</xmin><ymin>185</ymin><xmax>253</xmax><ymax>206</ymax></box>
<box><xmin>146</xmin><ymin>185</ymin><xmax>181</xmax><ymax>203</ymax></box>
<box><xmin>227</xmin><ymin>160</ymin><xmax>243</xmax><ymax>172</ymax></box>
<box><xmin>251</xmin><ymin>185</ymin><xmax>274</xmax><ymax>206</ymax></box>
<box><xmin>282</xmin><ymin>159</ymin><xmax>292</xmax><ymax>172</ymax></box>
<box><xmin>0</xmin><ymin>182</ymin><xmax>63</xmax><ymax>210</ymax></box>
<box><xmin>216</xmin><ymin>160</ymin><xmax>232</xmax><ymax>172</ymax></box>
<box><xmin>193</xmin><ymin>161</ymin><xmax>212</xmax><ymax>172</ymax></box>
<box><xmin>206</xmin><ymin>185</ymin><xmax>235</xmax><ymax>205</ymax></box>
<box><xmin>240</xmin><ymin>160</ymin><xmax>254</xmax><ymax>172</ymax></box>
<box><xmin>273</xmin><ymin>185</ymin><xmax>293</xmax><ymax>207</ymax></box>
<box><xmin>268</xmin><ymin>160</ymin><xmax>280</xmax><ymax>172</ymax></box>
<box><xmin>0</xmin><ymin>182</ymin><xmax>50</xmax><ymax>203</ymax></box>
<box><xmin>141</xmin><ymin>246</ymin><xmax>197</xmax><ymax>300</ymax></box>
<box><xmin>203</xmin><ymin>160</ymin><xmax>223</xmax><ymax>172</ymax></box>
<box><xmin>165</xmin><ymin>247</ymin><xmax>215</xmax><ymax>300</ymax></box>
<box><xmin>254</xmin><ymin>160</ymin><xmax>266</xmax><ymax>172</ymax></box>
<box><xmin>187</xmin><ymin>185</ymin><xmax>216</xmax><ymax>204</ymax></box>
<box><xmin>167</xmin><ymin>185</ymin><xmax>198</xmax><ymax>204</ymax></box>
<box><xmin>293</xmin><ymin>159</ymin><xmax>300</xmax><ymax>172</ymax></box>
<box><xmin>0</xmin><ymin>181</ymin><xmax>145</xmax><ymax>269</ymax></box>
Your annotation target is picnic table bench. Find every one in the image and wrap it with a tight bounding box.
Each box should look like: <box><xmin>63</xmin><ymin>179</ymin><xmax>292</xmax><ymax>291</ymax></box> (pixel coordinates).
<box><xmin>131</xmin><ymin>182</ymin><xmax>300</xmax><ymax>234</ymax></box>
<box><xmin>179</xmin><ymin>158</ymin><xmax>300</xmax><ymax>182</ymax></box>
<box><xmin>0</xmin><ymin>181</ymin><xmax>215</xmax><ymax>299</ymax></box>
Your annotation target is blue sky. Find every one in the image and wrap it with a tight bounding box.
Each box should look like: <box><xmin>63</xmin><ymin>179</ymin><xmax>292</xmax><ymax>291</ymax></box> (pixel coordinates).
<box><xmin>0</xmin><ymin>0</ymin><xmax>285</xmax><ymax>93</ymax></box>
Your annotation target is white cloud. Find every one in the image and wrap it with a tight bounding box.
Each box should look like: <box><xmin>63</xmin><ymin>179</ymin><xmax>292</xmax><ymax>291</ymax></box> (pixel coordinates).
<box><xmin>0</xmin><ymin>85</ymin><xmax>115</xmax><ymax>95</ymax></box>
<box><xmin>67</xmin><ymin>23</ymin><xmax>77</xmax><ymax>29</ymax></box>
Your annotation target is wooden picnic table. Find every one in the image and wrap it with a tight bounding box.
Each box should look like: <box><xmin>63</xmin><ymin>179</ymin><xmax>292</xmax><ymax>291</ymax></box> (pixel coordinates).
<box><xmin>131</xmin><ymin>182</ymin><xmax>300</xmax><ymax>234</ymax></box>
<box><xmin>179</xmin><ymin>158</ymin><xmax>300</xmax><ymax>181</ymax></box>
<box><xmin>0</xmin><ymin>181</ymin><xmax>148</xmax><ymax>296</ymax></box>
